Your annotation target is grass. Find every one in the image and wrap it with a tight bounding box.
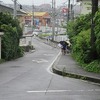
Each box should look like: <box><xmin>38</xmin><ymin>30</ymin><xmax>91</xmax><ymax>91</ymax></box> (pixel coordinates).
<box><xmin>0</xmin><ymin>59</ymin><xmax>5</xmax><ymax>64</ymax></box>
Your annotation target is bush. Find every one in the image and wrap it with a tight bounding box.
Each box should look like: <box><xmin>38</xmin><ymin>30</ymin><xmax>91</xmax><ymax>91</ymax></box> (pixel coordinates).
<box><xmin>0</xmin><ymin>12</ymin><xmax>24</xmax><ymax>60</ymax></box>
<box><xmin>94</xmin><ymin>11</ymin><xmax>100</xmax><ymax>58</ymax></box>
<box><xmin>84</xmin><ymin>60</ymin><xmax>100</xmax><ymax>73</ymax></box>
<box><xmin>17</xmin><ymin>46</ymin><xmax>24</xmax><ymax>57</ymax></box>
<box><xmin>0</xmin><ymin>59</ymin><xmax>5</xmax><ymax>64</ymax></box>
<box><xmin>72</xmin><ymin>29</ymin><xmax>91</xmax><ymax>63</ymax></box>
<box><xmin>66</xmin><ymin>12</ymin><xmax>100</xmax><ymax>73</ymax></box>
<box><xmin>67</xmin><ymin>14</ymin><xmax>91</xmax><ymax>39</ymax></box>
<box><xmin>21</xmin><ymin>45</ymin><xmax>35</xmax><ymax>52</ymax></box>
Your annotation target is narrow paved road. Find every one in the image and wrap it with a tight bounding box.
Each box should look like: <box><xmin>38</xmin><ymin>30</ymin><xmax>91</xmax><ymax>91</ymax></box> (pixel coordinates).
<box><xmin>0</xmin><ymin>37</ymin><xmax>100</xmax><ymax>100</ymax></box>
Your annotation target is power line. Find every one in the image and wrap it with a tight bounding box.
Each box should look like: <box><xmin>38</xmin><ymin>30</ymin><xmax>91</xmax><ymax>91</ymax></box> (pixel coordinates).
<box><xmin>12</xmin><ymin>0</ymin><xmax>30</xmax><ymax>13</ymax></box>
<box><xmin>17</xmin><ymin>0</ymin><xmax>32</xmax><ymax>12</ymax></box>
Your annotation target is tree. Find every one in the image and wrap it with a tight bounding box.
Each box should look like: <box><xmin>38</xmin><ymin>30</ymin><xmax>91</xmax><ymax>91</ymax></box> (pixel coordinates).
<box><xmin>0</xmin><ymin>12</ymin><xmax>23</xmax><ymax>60</ymax></box>
<box><xmin>90</xmin><ymin>0</ymin><xmax>98</xmax><ymax>59</ymax></box>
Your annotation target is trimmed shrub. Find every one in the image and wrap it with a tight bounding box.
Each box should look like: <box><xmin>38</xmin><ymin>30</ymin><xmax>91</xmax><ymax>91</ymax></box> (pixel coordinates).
<box><xmin>0</xmin><ymin>12</ymin><xmax>24</xmax><ymax>60</ymax></box>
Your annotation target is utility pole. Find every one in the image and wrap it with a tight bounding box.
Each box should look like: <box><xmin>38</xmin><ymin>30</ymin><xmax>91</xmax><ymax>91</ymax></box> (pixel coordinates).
<box><xmin>71</xmin><ymin>0</ymin><xmax>74</xmax><ymax>20</ymax></box>
<box><xmin>67</xmin><ymin>0</ymin><xmax>70</xmax><ymax>22</ymax></box>
<box><xmin>13</xmin><ymin>0</ymin><xmax>17</xmax><ymax>19</ymax></box>
<box><xmin>90</xmin><ymin>0</ymin><xmax>98</xmax><ymax>59</ymax></box>
<box><xmin>52</xmin><ymin>0</ymin><xmax>56</xmax><ymax>41</ymax></box>
<box><xmin>32</xmin><ymin>4</ymin><xmax>34</xmax><ymax>32</ymax></box>
<box><xmin>91</xmin><ymin>0</ymin><xmax>98</xmax><ymax>46</ymax></box>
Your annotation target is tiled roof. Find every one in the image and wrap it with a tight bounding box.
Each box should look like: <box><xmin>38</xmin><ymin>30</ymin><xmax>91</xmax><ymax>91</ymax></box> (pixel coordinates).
<box><xmin>28</xmin><ymin>12</ymin><xmax>47</xmax><ymax>17</ymax></box>
<box><xmin>34</xmin><ymin>12</ymin><xmax>47</xmax><ymax>16</ymax></box>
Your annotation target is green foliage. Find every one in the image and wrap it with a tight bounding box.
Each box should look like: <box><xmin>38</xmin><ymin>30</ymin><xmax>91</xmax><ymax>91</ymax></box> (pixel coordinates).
<box><xmin>66</xmin><ymin>11</ymin><xmax>100</xmax><ymax>73</ymax></box>
<box><xmin>67</xmin><ymin>21</ymin><xmax>76</xmax><ymax>39</ymax></box>
<box><xmin>17</xmin><ymin>46</ymin><xmax>24</xmax><ymax>57</ymax></box>
<box><xmin>67</xmin><ymin>14</ymin><xmax>91</xmax><ymax>39</ymax></box>
<box><xmin>0</xmin><ymin>59</ymin><xmax>5</xmax><ymax>64</ymax></box>
<box><xmin>38</xmin><ymin>33</ymin><xmax>52</xmax><ymax>37</ymax></box>
<box><xmin>21</xmin><ymin>45</ymin><xmax>35</xmax><ymax>52</ymax></box>
<box><xmin>94</xmin><ymin>11</ymin><xmax>100</xmax><ymax>58</ymax></box>
<box><xmin>84</xmin><ymin>60</ymin><xmax>100</xmax><ymax>73</ymax></box>
<box><xmin>72</xmin><ymin>29</ymin><xmax>91</xmax><ymax>63</ymax></box>
<box><xmin>0</xmin><ymin>12</ymin><xmax>24</xmax><ymax>60</ymax></box>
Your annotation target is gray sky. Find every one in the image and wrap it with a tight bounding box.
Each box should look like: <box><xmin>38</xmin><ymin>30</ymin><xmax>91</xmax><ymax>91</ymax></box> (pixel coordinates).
<box><xmin>1</xmin><ymin>0</ymin><xmax>75</xmax><ymax>6</ymax></box>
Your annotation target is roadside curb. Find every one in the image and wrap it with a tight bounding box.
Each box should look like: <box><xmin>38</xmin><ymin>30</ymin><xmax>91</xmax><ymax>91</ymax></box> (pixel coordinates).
<box><xmin>52</xmin><ymin>55</ymin><xmax>100</xmax><ymax>84</ymax></box>
<box><xmin>52</xmin><ymin>66</ymin><xmax>100</xmax><ymax>84</ymax></box>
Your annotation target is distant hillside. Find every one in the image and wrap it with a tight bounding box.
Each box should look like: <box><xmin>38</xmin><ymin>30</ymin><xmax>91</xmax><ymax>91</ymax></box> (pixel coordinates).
<box><xmin>6</xmin><ymin>3</ymin><xmax>52</xmax><ymax>13</ymax></box>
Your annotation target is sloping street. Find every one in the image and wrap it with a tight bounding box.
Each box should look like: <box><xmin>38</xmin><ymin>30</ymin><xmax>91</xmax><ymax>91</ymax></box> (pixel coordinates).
<box><xmin>0</xmin><ymin>37</ymin><xmax>100</xmax><ymax>100</ymax></box>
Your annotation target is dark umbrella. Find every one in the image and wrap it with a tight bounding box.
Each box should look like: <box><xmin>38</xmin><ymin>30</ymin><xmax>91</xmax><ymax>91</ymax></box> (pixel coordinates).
<box><xmin>59</xmin><ymin>41</ymin><xmax>68</xmax><ymax>46</ymax></box>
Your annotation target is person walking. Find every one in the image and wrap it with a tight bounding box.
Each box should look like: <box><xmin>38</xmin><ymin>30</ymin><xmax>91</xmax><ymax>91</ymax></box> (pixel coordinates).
<box><xmin>58</xmin><ymin>41</ymin><xmax>68</xmax><ymax>55</ymax></box>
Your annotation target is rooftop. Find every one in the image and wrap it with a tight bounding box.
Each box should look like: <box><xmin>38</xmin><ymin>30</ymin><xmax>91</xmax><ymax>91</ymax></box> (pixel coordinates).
<box><xmin>28</xmin><ymin>12</ymin><xmax>48</xmax><ymax>17</ymax></box>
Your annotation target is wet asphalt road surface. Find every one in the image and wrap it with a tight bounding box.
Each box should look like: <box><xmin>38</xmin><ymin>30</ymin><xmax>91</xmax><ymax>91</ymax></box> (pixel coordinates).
<box><xmin>0</xmin><ymin>37</ymin><xmax>100</xmax><ymax>100</ymax></box>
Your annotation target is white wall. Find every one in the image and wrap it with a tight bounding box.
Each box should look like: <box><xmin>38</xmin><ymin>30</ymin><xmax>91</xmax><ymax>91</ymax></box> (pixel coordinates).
<box><xmin>79</xmin><ymin>0</ymin><xmax>100</xmax><ymax>15</ymax></box>
<box><xmin>80</xmin><ymin>0</ymin><xmax>91</xmax><ymax>14</ymax></box>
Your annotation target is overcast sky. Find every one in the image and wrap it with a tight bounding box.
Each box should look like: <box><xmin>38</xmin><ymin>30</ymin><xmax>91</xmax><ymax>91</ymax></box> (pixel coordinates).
<box><xmin>1</xmin><ymin>0</ymin><xmax>76</xmax><ymax>6</ymax></box>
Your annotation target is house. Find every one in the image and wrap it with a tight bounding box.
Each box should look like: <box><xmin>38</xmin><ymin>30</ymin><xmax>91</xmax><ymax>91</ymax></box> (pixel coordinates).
<box><xmin>25</xmin><ymin>12</ymin><xmax>51</xmax><ymax>27</ymax></box>
<box><xmin>0</xmin><ymin>4</ymin><xmax>27</xmax><ymax>28</ymax></box>
<box><xmin>77</xmin><ymin>0</ymin><xmax>100</xmax><ymax>14</ymax></box>
<box><xmin>0</xmin><ymin>4</ymin><xmax>27</xmax><ymax>16</ymax></box>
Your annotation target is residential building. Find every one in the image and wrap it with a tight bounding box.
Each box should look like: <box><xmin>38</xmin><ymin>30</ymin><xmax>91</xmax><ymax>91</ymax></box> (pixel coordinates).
<box><xmin>0</xmin><ymin>3</ymin><xmax>27</xmax><ymax>28</ymax></box>
<box><xmin>77</xmin><ymin>0</ymin><xmax>100</xmax><ymax>14</ymax></box>
<box><xmin>25</xmin><ymin>12</ymin><xmax>51</xmax><ymax>27</ymax></box>
<box><xmin>0</xmin><ymin>3</ymin><xmax>26</xmax><ymax>16</ymax></box>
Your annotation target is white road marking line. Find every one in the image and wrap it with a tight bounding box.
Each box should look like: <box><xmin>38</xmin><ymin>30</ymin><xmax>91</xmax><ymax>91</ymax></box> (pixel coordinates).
<box><xmin>27</xmin><ymin>90</ymin><xmax>46</xmax><ymax>93</ymax></box>
<box><xmin>27</xmin><ymin>90</ymin><xmax>72</xmax><ymax>93</ymax></box>
<box><xmin>94</xmin><ymin>89</ymin><xmax>100</xmax><ymax>91</ymax></box>
<box><xmin>76</xmin><ymin>89</ymin><xmax>85</xmax><ymax>92</ymax></box>
<box><xmin>32</xmin><ymin>59</ymin><xmax>48</xmax><ymax>63</ymax></box>
<box><xmin>27</xmin><ymin>89</ymin><xmax>100</xmax><ymax>93</ymax></box>
<box><xmin>44</xmin><ymin>54</ymin><xmax>54</xmax><ymax>56</ymax></box>
<box><xmin>48</xmin><ymin>90</ymin><xmax>71</xmax><ymax>92</ymax></box>
<box><xmin>87</xmin><ymin>89</ymin><xmax>94</xmax><ymax>91</ymax></box>
<box><xmin>47</xmin><ymin>51</ymin><xmax>61</xmax><ymax>75</ymax></box>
